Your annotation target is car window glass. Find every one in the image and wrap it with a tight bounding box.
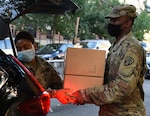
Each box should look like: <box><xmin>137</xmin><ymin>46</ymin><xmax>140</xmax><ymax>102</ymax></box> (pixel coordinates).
<box><xmin>0</xmin><ymin>40</ymin><xmax>5</xmax><ymax>49</ymax></box>
<box><xmin>39</xmin><ymin>44</ymin><xmax>61</xmax><ymax>52</ymax></box>
<box><xmin>39</xmin><ymin>45</ymin><xmax>49</xmax><ymax>51</ymax></box>
<box><xmin>59</xmin><ymin>45</ymin><xmax>67</xmax><ymax>51</ymax></box>
<box><xmin>80</xmin><ymin>42</ymin><xmax>88</xmax><ymax>48</ymax></box>
<box><xmin>0</xmin><ymin>39</ymin><xmax>12</xmax><ymax>49</ymax></box>
<box><xmin>67</xmin><ymin>44</ymin><xmax>73</xmax><ymax>47</ymax></box>
<box><xmin>87</xmin><ymin>42</ymin><xmax>97</xmax><ymax>48</ymax></box>
<box><xmin>80</xmin><ymin>42</ymin><xmax>97</xmax><ymax>48</ymax></box>
<box><xmin>0</xmin><ymin>38</ymin><xmax>13</xmax><ymax>55</ymax></box>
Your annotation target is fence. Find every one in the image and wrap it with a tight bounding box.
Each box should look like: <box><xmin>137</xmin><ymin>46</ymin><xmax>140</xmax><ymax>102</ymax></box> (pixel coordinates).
<box><xmin>47</xmin><ymin>59</ymin><xmax>65</xmax><ymax>79</ymax></box>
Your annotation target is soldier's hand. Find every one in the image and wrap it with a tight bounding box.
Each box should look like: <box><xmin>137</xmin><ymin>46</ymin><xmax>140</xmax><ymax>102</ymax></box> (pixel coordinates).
<box><xmin>48</xmin><ymin>89</ymin><xmax>75</xmax><ymax>104</ymax></box>
<box><xmin>71</xmin><ymin>90</ymin><xmax>86</xmax><ymax>105</ymax></box>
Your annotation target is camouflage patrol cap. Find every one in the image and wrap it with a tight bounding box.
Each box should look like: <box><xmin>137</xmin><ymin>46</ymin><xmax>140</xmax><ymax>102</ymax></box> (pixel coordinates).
<box><xmin>105</xmin><ymin>4</ymin><xmax>137</xmax><ymax>19</ymax></box>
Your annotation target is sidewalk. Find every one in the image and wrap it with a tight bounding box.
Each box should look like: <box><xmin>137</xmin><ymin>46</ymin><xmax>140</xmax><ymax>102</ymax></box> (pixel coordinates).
<box><xmin>47</xmin><ymin>99</ymin><xmax>99</xmax><ymax>116</ymax></box>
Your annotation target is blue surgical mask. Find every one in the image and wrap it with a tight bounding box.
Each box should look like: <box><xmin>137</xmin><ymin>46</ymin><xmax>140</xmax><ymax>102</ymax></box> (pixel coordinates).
<box><xmin>17</xmin><ymin>48</ymin><xmax>35</xmax><ymax>62</ymax></box>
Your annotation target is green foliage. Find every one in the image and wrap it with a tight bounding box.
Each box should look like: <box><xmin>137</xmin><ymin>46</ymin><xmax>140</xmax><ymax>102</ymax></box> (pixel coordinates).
<box><xmin>133</xmin><ymin>11</ymin><xmax>150</xmax><ymax>41</ymax></box>
<box><xmin>54</xmin><ymin>14</ymin><xmax>77</xmax><ymax>39</ymax></box>
<box><xmin>12</xmin><ymin>0</ymin><xmax>150</xmax><ymax>42</ymax></box>
<box><xmin>13</xmin><ymin>14</ymin><xmax>54</xmax><ymax>32</ymax></box>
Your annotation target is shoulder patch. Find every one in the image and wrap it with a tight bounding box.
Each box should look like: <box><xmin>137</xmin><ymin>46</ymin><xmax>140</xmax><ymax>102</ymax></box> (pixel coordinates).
<box><xmin>124</xmin><ymin>56</ymin><xmax>134</xmax><ymax>66</ymax></box>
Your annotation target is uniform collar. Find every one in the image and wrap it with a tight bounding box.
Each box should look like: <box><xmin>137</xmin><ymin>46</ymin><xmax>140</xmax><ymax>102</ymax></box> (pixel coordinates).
<box><xmin>112</xmin><ymin>32</ymin><xmax>132</xmax><ymax>48</ymax></box>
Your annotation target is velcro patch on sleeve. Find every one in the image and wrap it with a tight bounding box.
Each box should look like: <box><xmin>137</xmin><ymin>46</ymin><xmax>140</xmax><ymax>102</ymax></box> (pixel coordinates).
<box><xmin>124</xmin><ymin>56</ymin><xmax>134</xmax><ymax>66</ymax></box>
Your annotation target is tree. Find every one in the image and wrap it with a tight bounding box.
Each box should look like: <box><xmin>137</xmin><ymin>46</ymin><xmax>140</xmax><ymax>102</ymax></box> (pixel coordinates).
<box><xmin>12</xmin><ymin>0</ymin><xmax>150</xmax><ymax>43</ymax></box>
<box><xmin>72</xmin><ymin>0</ymin><xmax>120</xmax><ymax>40</ymax></box>
<box><xmin>133</xmin><ymin>11</ymin><xmax>150</xmax><ymax>41</ymax></box>
<box><xmin>73</xmin><ymin>0</ymin><xmax>150</xmax><ymax>41</ymax></box>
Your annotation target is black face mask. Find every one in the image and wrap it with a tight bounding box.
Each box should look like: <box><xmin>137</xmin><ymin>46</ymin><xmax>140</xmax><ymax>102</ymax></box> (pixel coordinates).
<box><xmin>107</xmin><ymin>23</ymin><xmax>122</xmax><ymax>37</ymax></box>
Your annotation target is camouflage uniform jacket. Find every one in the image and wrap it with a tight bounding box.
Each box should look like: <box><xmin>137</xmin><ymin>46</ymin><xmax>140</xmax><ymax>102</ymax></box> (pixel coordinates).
<box><xmin>23</xmin><ymin>56</ymin><xmax>63</xmax><ymax>89</ymax></box>
<box><xmin>82</xmin><ymin>32</ymin><xmax>147</xmax><ymax>116</ymax></box>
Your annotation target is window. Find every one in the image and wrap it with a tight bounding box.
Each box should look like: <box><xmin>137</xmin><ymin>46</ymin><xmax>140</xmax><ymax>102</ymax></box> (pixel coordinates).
<box><xmin>0</xmin><ymin>38</ymin><xmax>13</xmax><ymax>55</ymax></box>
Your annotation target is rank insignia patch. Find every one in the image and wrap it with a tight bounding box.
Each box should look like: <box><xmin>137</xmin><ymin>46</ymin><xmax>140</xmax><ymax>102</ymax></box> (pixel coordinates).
<box><xmin>124</xmin><ymin>56</ymin><xmax>134</xmax><ymax>66</ymax></box>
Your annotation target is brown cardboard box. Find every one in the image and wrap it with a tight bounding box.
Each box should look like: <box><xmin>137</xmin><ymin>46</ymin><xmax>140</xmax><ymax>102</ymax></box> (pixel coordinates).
<box><xmin>64</xmin><ymin>48</ymin><xmax>106</xmax><ymax>92</ymax></box>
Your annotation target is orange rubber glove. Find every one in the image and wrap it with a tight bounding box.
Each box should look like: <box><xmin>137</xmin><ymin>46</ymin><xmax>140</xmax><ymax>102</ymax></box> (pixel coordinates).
<box><xmin>48</xmin><ymin>89</ymin><xmax>75</xmax><ymax>104</ymax></box>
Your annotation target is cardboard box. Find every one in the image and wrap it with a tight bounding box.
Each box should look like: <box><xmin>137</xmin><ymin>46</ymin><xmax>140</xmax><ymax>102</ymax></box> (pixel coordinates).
<box><xmin>63</xmin><ymin>48</ymin><xmax>106</xmax><ymax>92</ymax></box>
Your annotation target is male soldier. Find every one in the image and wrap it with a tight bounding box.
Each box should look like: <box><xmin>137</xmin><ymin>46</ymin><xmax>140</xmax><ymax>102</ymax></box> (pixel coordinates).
<box><xmin>70</xmin><ymin>4</ymin><xmax>147</xmax><ymax>116</ymax></box>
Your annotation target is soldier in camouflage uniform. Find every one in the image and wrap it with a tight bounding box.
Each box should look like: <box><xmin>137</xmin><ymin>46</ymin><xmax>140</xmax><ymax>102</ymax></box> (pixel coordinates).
<box><xmin>70</xmin><ymin>4</ymin><xmax>147</xmax><ymax>116</ymax></box>
<box><xmin>14</xmin><ymin>31</ymin><xmax>72</xmax><ymax>104</ymax></box>
<box><xmin>6</xmin><ymin>31</ymin><xmax>72</xmax><ymax>116</ymax></box>
<box><xmin>14</xmin><ymin>31</ymin><xmax>63</xmax><ymax>89</ymax></box>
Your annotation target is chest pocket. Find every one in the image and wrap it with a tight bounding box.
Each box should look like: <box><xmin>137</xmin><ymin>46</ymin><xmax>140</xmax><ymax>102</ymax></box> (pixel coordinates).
<box><xmin>107</xmin><ymin>46</ymin><xmax>124</xmax><ymax>79</ymax></box>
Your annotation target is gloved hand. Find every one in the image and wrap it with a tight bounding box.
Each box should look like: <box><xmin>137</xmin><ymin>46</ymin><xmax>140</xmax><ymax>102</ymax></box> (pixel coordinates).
<box><xmin>47</xmin><ymin>89</ymin><xmax>75</xmax><ymax>104</ymax></box>
<box><xmin>71</xmin><ymin>90</ymin><xmax>86</xmax><ymax>105</ymax></box>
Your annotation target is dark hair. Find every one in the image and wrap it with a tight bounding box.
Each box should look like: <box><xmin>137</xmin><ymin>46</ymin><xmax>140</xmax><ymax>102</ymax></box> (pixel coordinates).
<box><xmin>15</xmin><ymin>31</ymin><xmax>35</xmax><ymax>44</ymax></box>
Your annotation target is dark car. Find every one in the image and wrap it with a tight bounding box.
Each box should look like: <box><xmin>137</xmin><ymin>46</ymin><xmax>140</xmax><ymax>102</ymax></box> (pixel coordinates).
<box><xmin>0</xmin><ymin>0</ymin><xmax>78</xmax><ymax>115</ymax></box>
<box><xmin>140</xmin><ymin>41</ymin><xmax>150</xmax><ymax>79</ymax></box>
<box><xmin>140</xmin><ymin>41</ymin><xmax>150</xmax><ymax>52</ymax></box>
<box><xmin>145</xmin><ymin>52</ymin><xmax>150</xmax><ymax>79</ymax></box>
<box><xmin>36</xmin><ymin>43</ymin><xmax>74</xmax><ymax>60</ymax></box>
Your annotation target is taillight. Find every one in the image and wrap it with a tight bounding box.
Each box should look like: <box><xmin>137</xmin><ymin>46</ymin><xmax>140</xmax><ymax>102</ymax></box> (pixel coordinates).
<box><xmin>18</xmin><ymin>91</ymin><xmax>50</xmax><ymax>116</ymax></box>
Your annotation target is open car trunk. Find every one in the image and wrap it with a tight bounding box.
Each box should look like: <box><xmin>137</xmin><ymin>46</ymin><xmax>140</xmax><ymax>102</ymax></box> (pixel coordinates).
<box><xmin>0</xmin><ymin>0</ymin><xmax>79</xmax><ymax>115</ymax></box>
<box><xmin>0</xmin><ymin>0</ymin><xmax>79</xmax><ymax>56</ymax></box>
